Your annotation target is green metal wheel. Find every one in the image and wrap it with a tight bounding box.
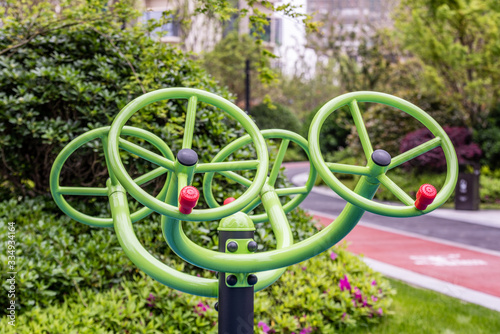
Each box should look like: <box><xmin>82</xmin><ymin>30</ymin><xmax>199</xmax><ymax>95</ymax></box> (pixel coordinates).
<box><xmin>107</xmin><ymin>88</ymin><xmax>269</xmax><ymax>221</ymax></box>
<box><xmin>203</xmin><ymin>129</ymin><xmax>317</xmax><ymax>223</ymax></box>
<box><xmin>50</xmin><ymin>126</ymin><xmax>174</xmax><ymax>227</ymax></box>
<box><xmin>308</xmin><ymin>91</ymin><xmax>459</xmax><ymax>217</ymax></box>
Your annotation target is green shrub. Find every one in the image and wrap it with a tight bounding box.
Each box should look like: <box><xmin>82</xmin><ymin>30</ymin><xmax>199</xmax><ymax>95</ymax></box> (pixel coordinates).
<box><xmin>1</xmin><ymin>246</ymin><xmax>394</xmax><ymax>333</ymax></box>
<box><xmin>0</xmin><ymin>197</ymin><xmax>316</xmax><ymax>313</ymax></box>
<box><xmin>0</xmin><ymin>7</ymin><xmax>241</xmax><ymax>199</ymax></box>
<box><xmin>251</xmin><ymin>102</ymin><xmax>301</xmax><ymax>134</ymax></box>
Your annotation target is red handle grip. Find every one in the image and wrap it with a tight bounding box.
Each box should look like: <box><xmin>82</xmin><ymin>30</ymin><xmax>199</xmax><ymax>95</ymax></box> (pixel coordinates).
<box><xmin>415</xmin><ymin>184</ymin><xmax>437</xmax><ymax>211</ymax></box>
<box><xmin>179</xmin><ymin>186</ymin><xmax>199</xmax><ymax>214</ymax></box>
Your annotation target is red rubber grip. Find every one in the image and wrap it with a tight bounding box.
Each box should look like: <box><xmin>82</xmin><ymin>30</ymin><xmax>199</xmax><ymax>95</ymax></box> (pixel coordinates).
<box><xmin>223</xmin><ymin>197</ymin><xmax>236</xmax><ymax>206</ymax></box>
<box><xmin>179</xmin><ymin>186</ymin><xmax>199</xmax><ymax>214</ymax></box>
<box><xmin>415</xmin><ymin>184</ymin><xmax>437</xmax><ymax>210</ymax></box>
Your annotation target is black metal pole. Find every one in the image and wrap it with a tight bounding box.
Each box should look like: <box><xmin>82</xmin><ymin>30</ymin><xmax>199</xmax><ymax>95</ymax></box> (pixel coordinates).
<box><xmin>218</xmin><ymin>230</ymin><xmax>255</xmax><ymax>334</ymax></box>
<box><xmin>245</xmin><ymin>58</ymin><xmax>251</xmax><ymax>114</ymax></box>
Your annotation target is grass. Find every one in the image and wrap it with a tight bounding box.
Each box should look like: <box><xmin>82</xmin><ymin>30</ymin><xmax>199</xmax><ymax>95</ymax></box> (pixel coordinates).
<box><xmin>346</xmin><ymin>278</ymin><xmax>500</xmax><ymax>334</ymax></box>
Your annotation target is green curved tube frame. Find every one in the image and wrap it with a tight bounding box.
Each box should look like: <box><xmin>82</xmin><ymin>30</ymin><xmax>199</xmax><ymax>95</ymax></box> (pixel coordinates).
<box><xmin>50</xmin><ymin>88</ymin><xmax>459</xmax><ymax>298</ymax></box>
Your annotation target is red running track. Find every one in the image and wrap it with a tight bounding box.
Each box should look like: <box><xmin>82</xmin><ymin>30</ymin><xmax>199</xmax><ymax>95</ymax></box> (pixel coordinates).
<box><xmin>314</xmin><ymin>214</ymin><xmax>500</xmax><ymax>298</ymax></box>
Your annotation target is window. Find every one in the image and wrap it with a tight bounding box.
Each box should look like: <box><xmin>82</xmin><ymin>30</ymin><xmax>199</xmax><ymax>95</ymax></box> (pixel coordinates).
<box><xmin>142</xmin><ymin>10</ymin><xmax>180</xmax><ymax>38</ymax></box>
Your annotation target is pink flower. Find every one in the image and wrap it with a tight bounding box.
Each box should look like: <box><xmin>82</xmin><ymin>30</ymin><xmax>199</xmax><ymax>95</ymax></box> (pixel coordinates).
<box><xmin>371</xmin><ymin>280</ymin><xmax>377</xmax><ymax>286</ymax></box>
<box><xmin>353</xmin><ymin>287</ymin><xmax>363</xmax><ymax>302</ymax></box>
<box><xmin>330</xmin><ymin>252</ymin><xmax>338</xmax><ymax>260</ymax></box>
<box><xmin>377</xmin><ymin>308</ymin><xmax>383</xmax><ymax>316</ymax></box>
<box><xmin>371</xmin><ymin>295</ymin><xmax>378</xmax><ymax>302</ymax></box>
<box><xmin>302</xmin><ymin>266</ymin><xmax>307</xmax><ymax>271</ymax></box>
<box><xmin>258</xmin><ymin>321</ymin><xmax>271</xmax><ymax>333</ymax></box>
<box><xmin>300</xmin><ymin>327</ymin><xmax>313</xmax><ymax>334</ymax></box>
<box><xmin>195</xmin><ymin>302</ymin><xmax>210</xmax><ymax>315</ymax></box>
<box><xmin>339</xmin><ymin>275</ymin><xmax>351</xmax><ymax>291</ymax></box>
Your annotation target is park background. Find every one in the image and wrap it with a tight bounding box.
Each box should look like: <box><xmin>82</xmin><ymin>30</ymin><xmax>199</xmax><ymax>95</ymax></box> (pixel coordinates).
<box><xmin>0</xmin><ymin>0</ymin><xmax>499</xmax><ymax>333</ymax></box>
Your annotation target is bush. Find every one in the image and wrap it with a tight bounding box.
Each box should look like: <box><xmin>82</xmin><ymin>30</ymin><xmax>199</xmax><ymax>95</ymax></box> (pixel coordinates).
<box><xmin>475</xmin><ymin>103</ymin><xmax>500</xmax><ymax>170</ymax></box>
<box><xmin>400</xmin><ymin>126</ymin><xmax>482</xmax><ymax>172</ymax></box>
<box><xmin>1</xmin><ymin>246</ymin><xmax>394</xmax><ymax>333</ymax></box>
<box><xmin>0</xmin><ymin>197</ymin><xmax>316</xmax><ymax>313</ymax></box>
<box><xmin>0</xmin><ymin>10</ymin><xmax>240</xmax><ymax>199</ymax></box>
<box><xmin>251</xmin><ymin>102</ymin><xmax>301</xmax><ymax>134</ymax></box>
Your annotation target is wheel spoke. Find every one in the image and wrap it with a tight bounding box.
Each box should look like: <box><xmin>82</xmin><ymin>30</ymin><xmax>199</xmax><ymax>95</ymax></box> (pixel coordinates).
<box><xmin>119</xmin><ymin>138</ymin><xmax>175</xmax><ymax>171</ymax></box>
<box><xmin>388</xmin><ymin>137</ymin><xmax>442</xmax><ymax>170</ymax></box>
<box><xmin>58</xmin><ymin>186</ymin><xmax>108</xmax><ymax>196</ymax></box>
<box><xmin>268</xmin><ymin>139</ymin><xmax>290</xmax><ymax>187</ymax></box>
<box><xmin>327</xmin><ymin>163</ymin><xmax>371</xmax><ymax>176</ymax></box>
<box><xmin>182</xmin><ymin>96</ymin><xmax>198</xmax><ymax>149</ymax></box>
<box><xmin>275</xmin><ymin>186</ymin><xmax>309</xmax><ymax>196</ymax></box>
<box><xmin>218</xmin><ymin>171</ymin><xmax>253</xmax><ymax>187</ymax></box>
<box><xmin>377</xmin><ymin>174</ymin><xmax>414</xmax><ymax>206</ymax></box>
<box><xmin>133</xmin><ymin>166</ymin><xmax>169</xmax><ymax>186</ymax></box>
<box><xmin>196</xmin><ymin>160</ymin><xmax>260</xmax><ymax>173</ymax></box>
<box><xmin>348</xmin><ymin>99</ymin><xmax>373</xmax><ymax>160</ymax></box>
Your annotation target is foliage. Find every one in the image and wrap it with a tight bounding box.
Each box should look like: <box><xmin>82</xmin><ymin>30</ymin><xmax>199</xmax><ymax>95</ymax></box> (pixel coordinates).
<box><xmin>1</xmin><ymin>245</ymin><xmax>394</xmax><ymax>333</ymax></box>
<box><xmin>251</xmin><ymin>102</ymin><xmax>301</xmax><ymax>133</ymax></box>
<box><xmin>400</xmin><ymin>127</ymin><xmax>482</xmax><ymax>172</ymax></box>
<box><xmin>394</xmin><ymin>0</ymin><xmax>500</xmax><ymax>131</ymax></box>
<box><xmin>201</xmin><ymin>32</ymin><xmax>281</xmax><ymax>107</ymax></box>
<box><xmin>0</xmin><ymin>197</ymin><xmax>316</xmax><ymax>313</ymax></box>
<box><xmin>0</xmin><ymin>1</ymin><xmax>251</xmax><ymax>199</ymax></box>
<box><xmin>474</xmin><ymin>103</ymin><xmax>500</xmax><ymax>169</ymax></box>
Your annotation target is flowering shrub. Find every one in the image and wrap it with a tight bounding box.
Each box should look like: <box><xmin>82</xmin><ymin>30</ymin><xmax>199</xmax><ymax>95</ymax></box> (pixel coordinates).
<box><xmin>1</xmin><ymin>244</ymin><xmax>394</xmax><ymax>333</ymax></box>
<box><xmin>400</xmin><ymin>126</ymin><xmax>482</xmax><ymax>171</ymax></box>
<box><xmin>254</xmin><ymin>244</ymin><xmax>394</xmax><ymax>333</ymax></box>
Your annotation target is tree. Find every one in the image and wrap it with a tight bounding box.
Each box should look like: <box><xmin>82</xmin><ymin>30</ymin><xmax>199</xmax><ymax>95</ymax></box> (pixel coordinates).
<box><xmin>394</xmin><ymin>0</ymin><xmax>500</xmax><ymax>130</ymax></box>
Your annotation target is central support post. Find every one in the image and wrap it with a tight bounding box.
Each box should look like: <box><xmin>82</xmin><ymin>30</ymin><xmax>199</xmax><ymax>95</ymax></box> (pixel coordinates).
<box><xmin>217</xmin><ymin>212</ymin><xmax>258</xmax><ymax>334</ymax></box>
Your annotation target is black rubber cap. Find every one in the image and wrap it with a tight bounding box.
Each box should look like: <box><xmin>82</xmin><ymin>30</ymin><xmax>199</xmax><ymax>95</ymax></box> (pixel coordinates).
<box><xmin>226</xmin><ymin>275</ymin><xmax>238</xmax><ymax>286</ymax></box>
<box><xmin>227</xmin><ymin>241</ymin><xmax>238</xmax><ymax>253</ymax></box>
<box><xmin>247</xmin><ymin>274</ymin><xmax>258</xmax><ymax>286</ymax></box>
<box><xmin>247</xmin><ymin>240</ymin><xmax>258</xmax><ymax>252</ymax></box>
<box><xmin>214</xmin><ymin>302</ymin><xmax>219</xmax><ymax>312</ymax></box>
<box><xmin>177</xmin><ymin>149</ymin><xmax>198</xmax><ymax>166</ymax></box>
<box><xmin>371</xmin><ymin>149</ymin><xmax>391</xmax><ymax>167</ymax></box>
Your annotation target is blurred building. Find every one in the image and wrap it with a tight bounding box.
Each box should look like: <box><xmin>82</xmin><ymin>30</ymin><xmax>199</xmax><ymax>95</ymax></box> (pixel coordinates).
<box><xmin>307</xmin><ymin>0</ymin><xmax>396</xmax><ymax>55</ymax></box>
<box><xmin>138</xmin><ymin>0</ymin><xmax>283</xmax><ymax>55</ymax></box>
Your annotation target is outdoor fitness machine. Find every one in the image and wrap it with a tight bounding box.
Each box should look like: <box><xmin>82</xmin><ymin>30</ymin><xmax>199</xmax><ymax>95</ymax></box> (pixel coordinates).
<box><xmin>50</xmin><ymin>88</ymin><xmax>458</xmax><ymax>333</ymax></box>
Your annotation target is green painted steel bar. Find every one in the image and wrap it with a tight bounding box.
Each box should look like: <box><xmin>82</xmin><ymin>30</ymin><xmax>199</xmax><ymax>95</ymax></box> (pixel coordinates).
<box><xmin>162</xmin><ymin>177</ymin><xmax>377</xmax><ymax>273</ymax></box>
<box><xmin>377</xmin><ymin>174</ymin><xmax>415</xmax><ymax>206</ymax></box>
<box><xmin>119</xmin><ymin>138</ymin><xmax>175</xmax><ymax>171</ymax></box>
<box><xmin>58</xmin><ymin>186</ymin><xmax>109</xmax><ymax>196</ymax></box>
<box><xmin>388</xmin><ymin>137</ymin><xmax>442</xmax><ymax>170</ymax></box>
<box><xmin>309</xmin><ymin>92</ymin><xmax>458</xmax><ymax>217</ymax></box>
<box><xmin>242</xmin><ymin>197</ymin><xmax>262</xmax><ymax>215</ymax></box>
<box><xmin>107</xmin><ymin>88</ymin><xmax>269</xmax><ymax>221</ymax></box>
<box><xmin>327</xmin><ymin>163</ymin><xmax>371</xmax><ymax>176</ymax></box>
<box><xmin>218</xmin><ymin>171</ymin><xmax>253</xmax><ymax>187</ymax></box>
<box><xmin>267</xmin><ymin>139</ymin><xmax>290</xmax><ymax>186</ymax></box>
<box><xmin>195</xmin><ymin>160</ymin><xmax>260</xmax><ymax>173</ymax></box>
<box><xmin>182</xmin><ymin>96</ymin><xmax>198</xmax><ymax>149</ymax></box>
<box><xmin>102</xmin><ymin>135</ymin><xmax>119</xmax><ymax>186</ymax></box>
<box><xmin>349</xmin><ymin>99</ymin><xmax>374</xmax><ymax>160</ymax></box>
<box><xmin>133</xmin><ymin>166</ymin><xmax>169</xmax><ymax>186</ymax></box>
<box><xmin>50</xmin><ymin>126</ymin><xmax>174</xmax><ymax>227</ymax></box>
<box><xmin>109</xmin><ymin>182</ymin><xmax>218</xmax><ymax>297</ymax></box>
<box><xmin>275</xmin><ymin>186</ymin><xmax>309</xmax><ymax>196</ymax></box>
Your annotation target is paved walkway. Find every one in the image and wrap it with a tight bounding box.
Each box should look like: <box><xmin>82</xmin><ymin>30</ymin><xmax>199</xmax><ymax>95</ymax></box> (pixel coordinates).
<box><xmin>283</xmin><ymin>162</ymin><xmax>500</xmax><ymax>312</ymax></box>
